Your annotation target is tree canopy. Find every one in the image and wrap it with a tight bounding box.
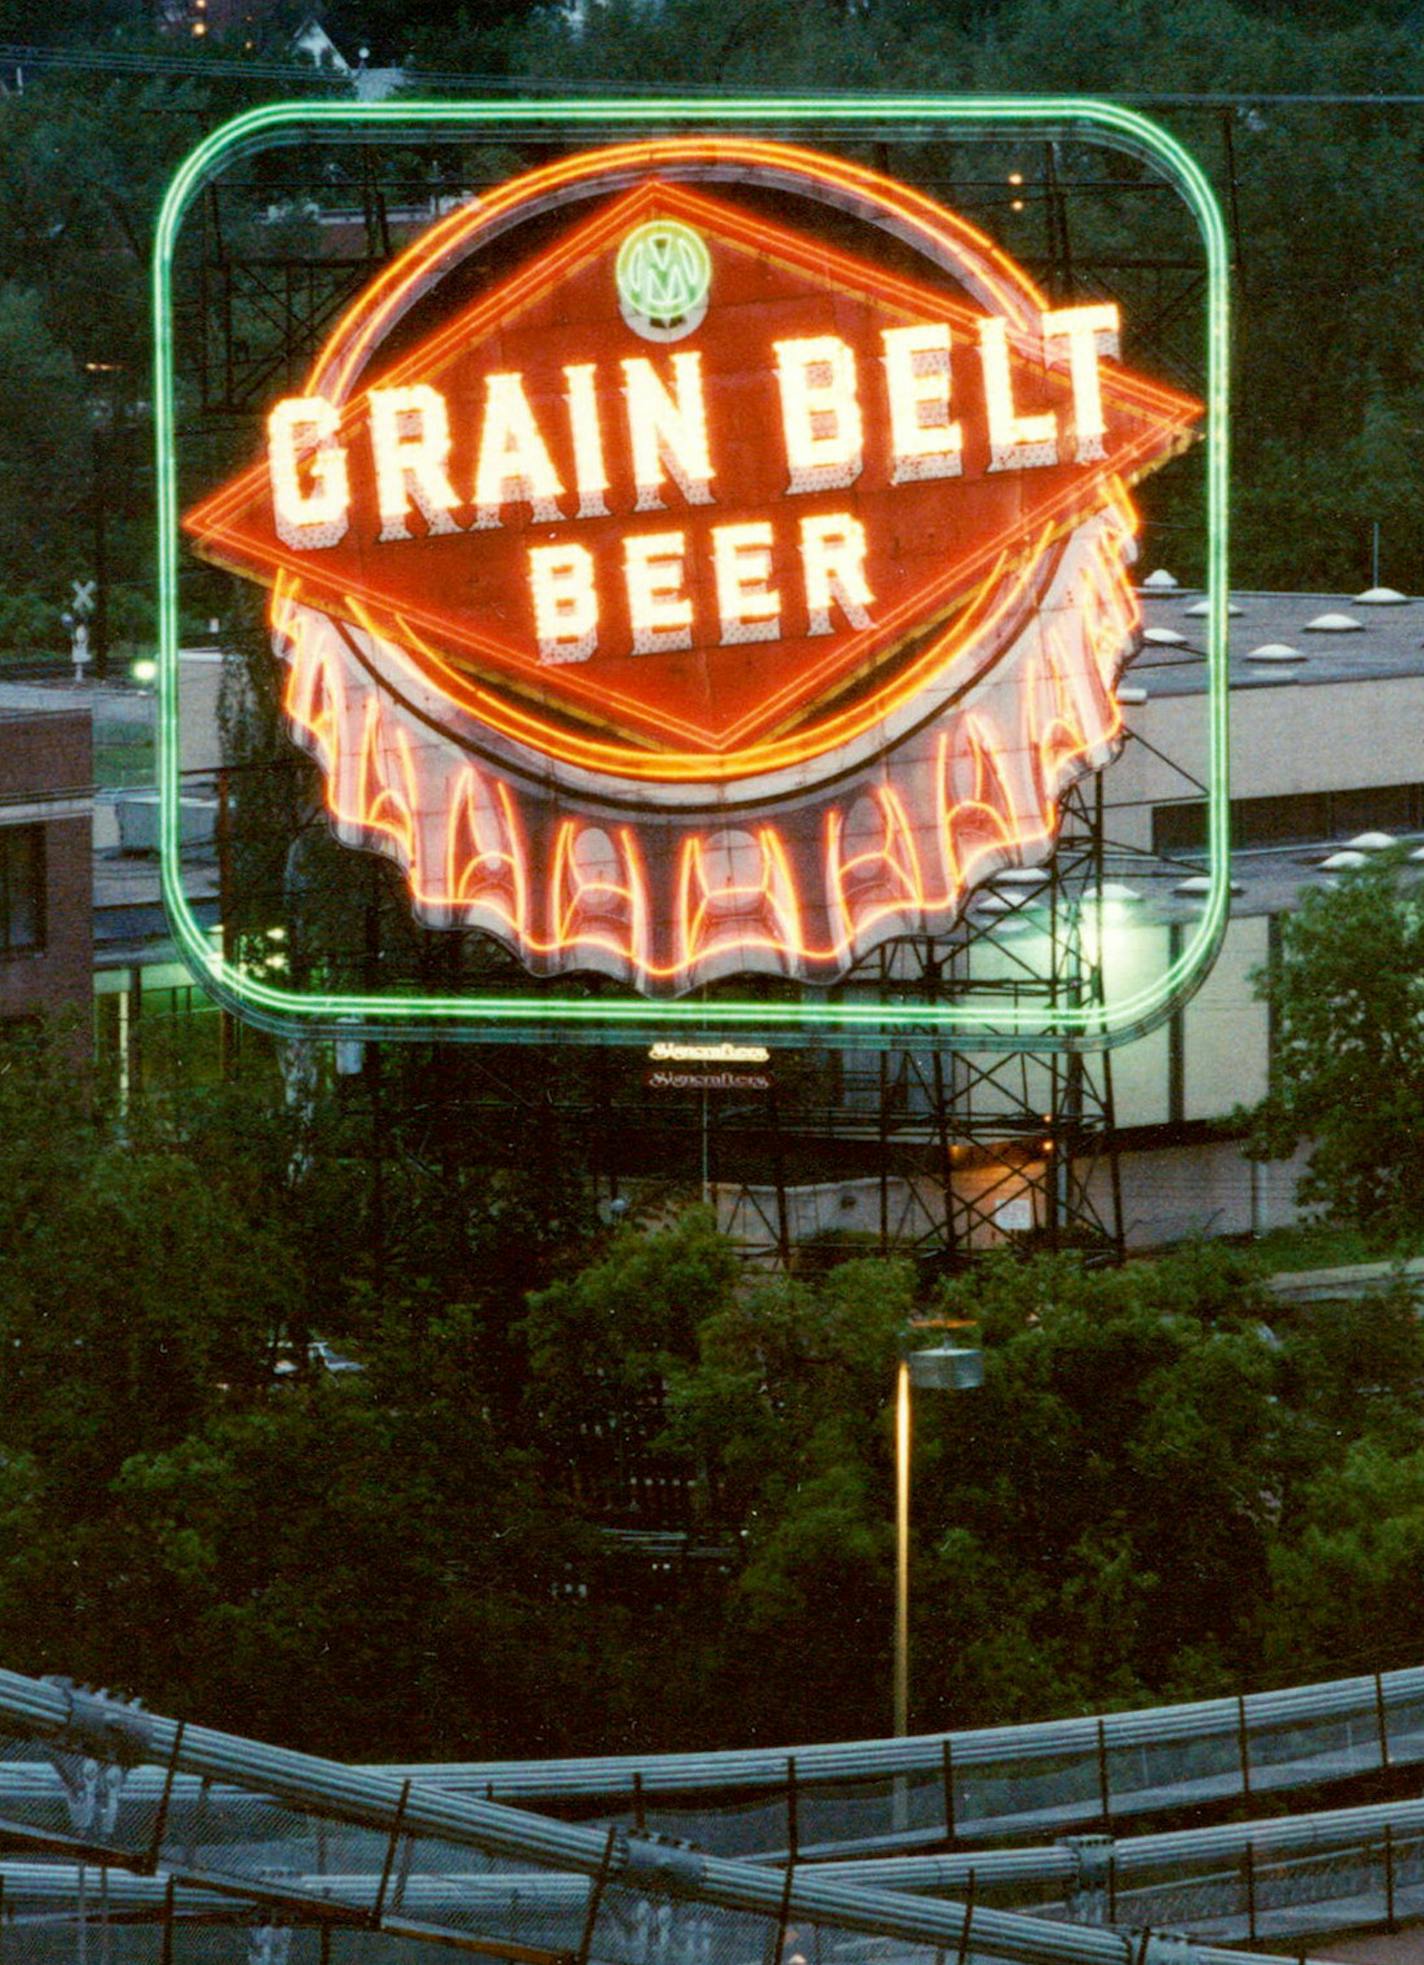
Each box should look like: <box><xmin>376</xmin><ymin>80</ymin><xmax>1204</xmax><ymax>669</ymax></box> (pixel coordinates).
<box><xmin>1246</xmin><ymin>854</ymin><xmax>1424</xmax><ymax>1242</ymax></box>
<box><xmin>2</xmin><ymin>1021</ymin><xmax>1422</xmax><ymax>1754</ymax></box>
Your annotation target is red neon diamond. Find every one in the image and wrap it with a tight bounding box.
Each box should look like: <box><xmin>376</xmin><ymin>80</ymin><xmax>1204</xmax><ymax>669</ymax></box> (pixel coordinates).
<box><xmin>187</xmin><ymin>172</ymin><xmax>1198</xmax><ymax>764</ymax></box>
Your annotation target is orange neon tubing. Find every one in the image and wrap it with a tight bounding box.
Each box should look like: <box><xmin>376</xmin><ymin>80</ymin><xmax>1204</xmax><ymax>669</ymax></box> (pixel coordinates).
<box><xmin>280</xmin><ymin>612</ymin><xmax>1129</xmax><ymax>979</ymax></box>
<box><xmin>242</xmin><ymin>140</ymin><xmax>1159</xmax><ymax>984</ymax></box>
<box><xmin>190</xmin><ymin>143</ymin><xmax>1194</xmax><ymax>783</ymax></box>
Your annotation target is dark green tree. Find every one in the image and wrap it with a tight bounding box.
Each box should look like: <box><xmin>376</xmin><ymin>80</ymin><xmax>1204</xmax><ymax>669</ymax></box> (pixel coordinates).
<box><xmin>906</xmin><ymin>1248</ymin><xmax>1284</xmax><ymax>1720</ymax></box>
<box><xmin>522</xmin><ymin>1206</ymin><xmax>738</xmax><ymax>1512</ymax></box>
<box><xmin>1246</xmin><ymin>855</ymin><xmax>1424</xmax><ymax>1243</ymax></box>
<box><xmin>0</xmin><ymin>286</ymin><xmax>88</xmax><ymax>587</ymax></box>
<box><xmin>1265</xmin><ymin>1436</ymin><xmax>1424</xmax><ymax>1679</ymax></box>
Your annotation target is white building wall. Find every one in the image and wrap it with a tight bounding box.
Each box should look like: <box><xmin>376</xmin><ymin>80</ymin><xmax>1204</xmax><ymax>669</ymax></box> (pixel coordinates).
<box><xmin>1107</xmin><ymin>672</ymin><xmax>1424</xmax><ymax>850</ymax></box>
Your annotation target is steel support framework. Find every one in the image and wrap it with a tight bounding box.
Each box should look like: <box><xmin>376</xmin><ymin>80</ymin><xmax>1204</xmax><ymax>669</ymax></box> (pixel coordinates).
<box><xmin>177</xmin><ymin>120</ymin><xmax>1243</xmax><ymax>1267</ymax></box>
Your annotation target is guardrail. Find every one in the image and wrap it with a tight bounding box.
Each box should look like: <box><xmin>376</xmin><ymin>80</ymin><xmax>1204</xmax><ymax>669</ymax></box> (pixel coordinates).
<box><xmin>6</xmin><ymin>1786</ymin><xmax>1424</xmax><ymax>1953</ymax></box>
<box><xmin>0</xmin><ymin>1667</ymin><xmax>1417</xmax><ymax>1863</ymax></box>
<box><xmin>0</xmin><ymin>1668</ymin><xmax>1297</xmax><ymax>1965</ymax></box>
<box><xmin>828</xmin><ymin>1792</ymin><xmax>1424</xmax><ymax>1940</ymax></box>
<box><xmin>419</xmin><ymin>1666</ymin><xmax>1424</xmax><ymax>1858</ymax></box>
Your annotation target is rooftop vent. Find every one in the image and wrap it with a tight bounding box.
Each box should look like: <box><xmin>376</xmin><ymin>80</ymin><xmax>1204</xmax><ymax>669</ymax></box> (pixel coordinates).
<box><xmin>1141</xmin><ymin>568</ymin><xmax>1179</xmax><ymax>590</ymax></box>
<box><xmin>1305</xmin><ymin>611</ymin><xmax>1362</xmax><ymax>631</ymax></box>
<box><xmin>1354</xmin><ymin>586</ymin><xmax>1408</xmax><ymax>604</ymax></box>
<box><xmin>1173</xmin><ymin>873</ymin><xmax>1244</xmax><ymax>895</ymax></box>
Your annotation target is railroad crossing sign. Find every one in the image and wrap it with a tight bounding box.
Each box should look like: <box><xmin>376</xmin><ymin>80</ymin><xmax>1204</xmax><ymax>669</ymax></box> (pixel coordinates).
<box><xmin>70</xmin><ymin>580</ymin><xmax>96</xmax><ymax>617</ymax></box>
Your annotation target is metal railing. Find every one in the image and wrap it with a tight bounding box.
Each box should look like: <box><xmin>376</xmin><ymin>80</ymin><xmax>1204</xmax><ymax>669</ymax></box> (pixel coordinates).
<box><xmin>6</xmin><ymin>1790</ymin><xmax>1424</xmax><ymax>1952</ymax></box>
<box><xmin>0</xmin><ymin>1668</ymin><xmax>1302</xmax><ymax>1965</ymax></box>
<box><xmin>2</xmin><ymin>1665</ymin><xmax>1415</xmax><ymax>1864</ymax></box>
<box><xmin>824</xmin><ymin>1792</ymin><xmax>1424</xmax><ymax>1939</ymax></box>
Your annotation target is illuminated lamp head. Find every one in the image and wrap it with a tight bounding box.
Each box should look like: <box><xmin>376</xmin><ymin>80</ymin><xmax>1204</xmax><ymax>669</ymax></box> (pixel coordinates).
<box><xmin>187</xmin><ymin>139</ymin><xmax>1199</xmax><ymax>997</ymax></box>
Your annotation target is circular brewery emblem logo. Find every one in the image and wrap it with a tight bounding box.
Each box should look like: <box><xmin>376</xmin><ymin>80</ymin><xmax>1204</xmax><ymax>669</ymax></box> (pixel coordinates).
<box><xmin>616</xmin><ymin>219</ymin><xmax>712</xmax><ymax>341</ymax></box>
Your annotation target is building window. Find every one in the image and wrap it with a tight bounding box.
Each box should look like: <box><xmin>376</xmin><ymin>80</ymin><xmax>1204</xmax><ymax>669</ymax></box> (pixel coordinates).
<box><xmin>0</xmin><ymin>826</ymin><xmax>44</xmax><ymax>956</ymax></box>
<box><xmin>1153</xmin><ymin>783</ymin><xmax>1424</xmax><ymax>855</ymax></box>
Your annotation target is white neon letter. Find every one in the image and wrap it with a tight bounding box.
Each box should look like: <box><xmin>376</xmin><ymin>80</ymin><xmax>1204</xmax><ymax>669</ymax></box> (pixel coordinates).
<box><xmin>621</xmin><ymin>354</ymin><xmax>715</xmax><ymax>512</ymax></box>
<box><xmin>267</xmin><ymin>396</ymin><xmax>349</xmax><ymax>550</ymax></box>
<box><xmin>1041</xmin><ymin>303</ymin><xmax>1120</xmax><ymax>463</ymax></box>
<box><xmin>774</xmin><ymin>336</ymin><xmax>863</xmax><ymax>495</ymax></box>
<box><xmin>530</xmin><ymin>544</ymin><xmax>598</xmax><ymax>665</ymax></box>
<box><xmin>563</xmin><ymin>363</ymin><xmax>609</xmax><ymax>519</ymax></box>
<box><xmin>799</xmin><ymin>513</ymin><xmax>873</xmax><ymax>635</ymax></box>
<box><xmin>881</xmin><ymin>324</ymin><xmax>962</xmax><ymax>484</ymax></box>
<box><xmin>625</xmin><ymin>531</ymin><xmax>693</xmax><ymax>654</ymax></box>
<box><xmin>979</xmin><ymin>316</ymin><xmax>1058</xmax><ymax>472</ymax></box>
<box><xmin>474</xmin><ymin>372</ymin><xmax>564</xmax><ymax>528</ymax></box>
<box><xmin>713</xmin><ymin>522</ymin><xmax>780</xmax><ymax>645</ymax></box>
<box><xmin>368</xmin><ymin>383</ymin><xmax>461</xmax><ymax>542</ymax></box>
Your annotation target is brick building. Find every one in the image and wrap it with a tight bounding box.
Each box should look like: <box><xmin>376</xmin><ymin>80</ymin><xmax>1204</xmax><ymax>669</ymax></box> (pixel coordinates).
<box><xmin>0</xmin><ymin>706</ymin><xmax>93</xmax><ymax>1035</ymax></box>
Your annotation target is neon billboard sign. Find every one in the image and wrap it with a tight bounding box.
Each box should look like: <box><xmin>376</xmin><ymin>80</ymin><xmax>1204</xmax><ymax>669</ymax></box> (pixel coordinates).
<box><xmin>158</xmin><ymin>102</ymin><xmax>1229</xmax><ymax>1045</ymax></box>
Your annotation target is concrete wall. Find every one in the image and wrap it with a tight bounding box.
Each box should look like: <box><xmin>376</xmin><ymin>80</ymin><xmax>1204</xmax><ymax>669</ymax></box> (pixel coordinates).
<box><xmin>719</xmin><ymin>1137</ymin><xmax>1313</xmax><ymax>1261</ymax></box>
<box><xmin>1106</xmin><ymin>1137</ymin><xmax>1310</xmax><ymax>1248</ymax></box>
<box><xmin>178</xmin><ymin>649</ymin><xmax>229</xmax><ymax>776</ymax></box>
<box><xmin>1107</xmin><ymin>673</ymin><xmax>1424</xmax><ymax>849</ymax></box>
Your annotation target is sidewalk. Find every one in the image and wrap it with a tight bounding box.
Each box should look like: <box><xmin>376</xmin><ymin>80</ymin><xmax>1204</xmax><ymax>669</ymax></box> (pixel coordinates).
<box><xmin>1265</xmin><ymin>1258</ymin><xmax>1424</xmax><ymax>1305</ymax></box>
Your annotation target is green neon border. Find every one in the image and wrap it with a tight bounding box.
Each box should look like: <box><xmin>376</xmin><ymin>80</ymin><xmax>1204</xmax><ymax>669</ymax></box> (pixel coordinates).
<box><xmin>156</xmin><ymin>96</ymin><xmax>1229</xmax><ymax>1051</ymax></box>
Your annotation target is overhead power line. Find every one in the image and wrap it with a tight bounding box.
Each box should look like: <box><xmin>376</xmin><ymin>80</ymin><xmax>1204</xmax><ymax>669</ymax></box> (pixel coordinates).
<box><xmin>6</xmin><ymin>43</ymin><xmax>1424</xmax><ymax>108</ymax></box>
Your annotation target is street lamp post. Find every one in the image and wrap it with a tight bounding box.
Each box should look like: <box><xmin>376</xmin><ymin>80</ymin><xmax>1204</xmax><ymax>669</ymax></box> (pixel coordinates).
<box><xmin>895</xmin><ymin>1332</ymin><xmax>984</xmax><ymax>1740</ymax></box>
<box><xmin>894</xmin><ymin>1358</ymin><xmax>913</xmax><ymax>1741</ymax></box>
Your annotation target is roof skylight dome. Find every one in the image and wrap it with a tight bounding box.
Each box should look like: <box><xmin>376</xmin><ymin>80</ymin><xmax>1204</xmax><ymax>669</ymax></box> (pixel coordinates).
<box><xmin>1353</xmin><ymin>586</ymin><xmax>1408</xmax><ymax>604</ymax></box>
<box><xmin>1143</xmin><ymin>627</ymin><xmax>1187</xmax><ymax>646</ymax></box>
<box><xmin>1320</xmin><ymin>850</ymin><xmax>1369</xmax><ymax>870</ymax></box>
<box><xmin>1305</xmin><ymin>612</ymin><xmax>1363</xmax><ymax>631</ymax></box>
<box><xmin>1141</xmin><ymin>569</ymin><xmax>1179</xmax><ymax>590</ymax></box>
<box><xmin>1117</xmin><ymin>685</ymin><xmax>1148</xmax><ymax>704</ymax></box>
<box><xmin>1246</xmin><ymin>643</ymin><xmax>1305</xmax><ymax>662</ymax></box>
<box><xmin>1173</xmin><ymin>873</ymin><xmax>1244</xmax><ymax>895</ymax></box>
<box><xmin>1347</xmin><ymin>831</ymin><xmax>1397</xmax><ymax>851</ymax></box>
<box><xmin>1185</xmin><ymin>599</ymin><xmax>1242</xmax><ymax>616</ymax></box>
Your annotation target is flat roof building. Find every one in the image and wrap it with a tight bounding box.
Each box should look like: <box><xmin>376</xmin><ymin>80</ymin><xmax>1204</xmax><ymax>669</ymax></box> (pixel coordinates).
<box><xmin>723</xmin><ymin>582</ymin><xmax>1424</xmax><ymax>1257</ymax></box>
